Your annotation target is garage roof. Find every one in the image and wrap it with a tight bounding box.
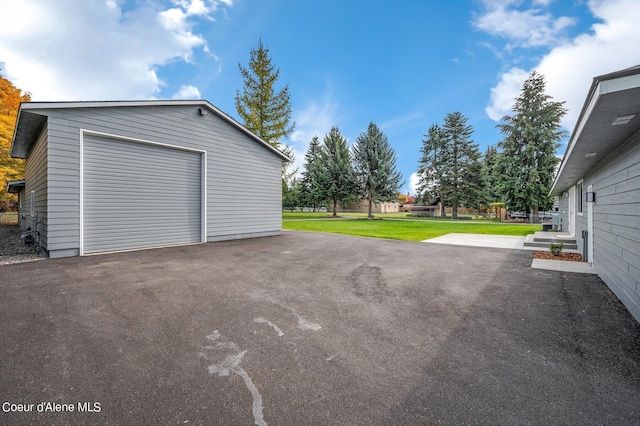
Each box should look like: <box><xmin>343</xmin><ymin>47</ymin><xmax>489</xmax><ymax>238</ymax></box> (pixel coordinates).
<box><xmin>10</xmin><ymin>100</ymin><xmax>291</xmax><ymax>162</ymax></box>
<box><xmin>550</xmin><ymin>65</ymin><xmax>640</xmax><ymax>195</ymax></box>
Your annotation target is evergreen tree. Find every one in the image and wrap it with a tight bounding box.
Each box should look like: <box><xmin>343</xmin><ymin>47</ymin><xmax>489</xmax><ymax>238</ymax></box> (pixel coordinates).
<box><xmin>313</xmin><ymin>127</ymin><xmax>357</xmax><ymax>217</ymax></box>
<box><xmin>282</xmin><ymin>176</ymin><xmax>301</xmax><ymax>211</ymax></box>
<box><xmin>417</xmin><ymin>124</ymin><xmax>447</xmax><ymax>215</ymax></box>
<box><xmin>352</xmin><ymin>123</ymin><xmax>403</xmax><ymax>218</ymax></box>
<box><xmin>299</xmin><ymin>135</ymin><xmax>324</xmax><ymax>210</ymax></box>
<box><xmin>483</xmin><ymin>145</ymin><xmax>500</xmax><ymax>202</ymax></box>
<box><xmin>495</xmin><ymin>70</ymin><xmax>567</xmax><ymax>217</ymax></box>
<box><xmin>463</xmin><ymin>145</ymin><xmax>486</xmax><ymax>218</ymax></box>
<box><xmin>441</xmin><ymin>112</ymin><xmax>483</xmax><ymax>218</ymax></box>
<box><xmin>235</xmin><ymin>38</ymin><xmax>295</xmax><ymax>163</ymax></box>
<box><xmin>417</xmin><ymin>113</ymin><xmax>483</xmax><ymax>218</ymax></box>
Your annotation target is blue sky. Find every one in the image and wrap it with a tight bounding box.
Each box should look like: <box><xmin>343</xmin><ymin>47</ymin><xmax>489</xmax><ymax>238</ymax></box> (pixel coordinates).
<box><xmin>2</xmin><ymin>0</ymin><xmax>639</xmax><ymax>195</ymax></box>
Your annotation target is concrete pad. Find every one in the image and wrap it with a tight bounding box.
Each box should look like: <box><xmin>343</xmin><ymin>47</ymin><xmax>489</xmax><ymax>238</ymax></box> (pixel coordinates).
<box><xmin>532</xmin><ymin>258</ymin><xmax>596</xmax><ymax>274</ymax></box>
<box><xmin>424</xmin><ymin>233</ymin><xmax>526</xmax><ymax>249</ymax></box>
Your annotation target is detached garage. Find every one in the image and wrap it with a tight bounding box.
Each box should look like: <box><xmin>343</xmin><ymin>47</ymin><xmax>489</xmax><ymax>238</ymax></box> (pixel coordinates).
<box><xmin>9</xmin><ymin>100</ymin><xmax>289</xmax><ymax>258</ymax></box>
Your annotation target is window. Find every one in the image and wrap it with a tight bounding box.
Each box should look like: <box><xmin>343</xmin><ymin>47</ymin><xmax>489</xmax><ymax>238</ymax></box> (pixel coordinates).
<box><xmin>577</xmin><ymin>180</ymin><xmax>583</xmax><ymax>215</ymax></box>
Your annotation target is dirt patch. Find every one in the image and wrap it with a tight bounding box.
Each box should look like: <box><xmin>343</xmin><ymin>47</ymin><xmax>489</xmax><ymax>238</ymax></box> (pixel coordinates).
<box><xmin>533</xmin><ymin>250</ymin><xmax>583</xmax><ymax>262</ymax></box>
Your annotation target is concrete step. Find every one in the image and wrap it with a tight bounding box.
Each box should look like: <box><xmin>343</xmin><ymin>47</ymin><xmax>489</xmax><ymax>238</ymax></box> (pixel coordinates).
<box><xmin>524</xmin><ymin>233</ymin><xmax>578</xmax><ymax>250</ymax></box>
<box><xmin>530</xmin><ymin>231</ymin><xmax>577</xmax><ymax>243</ymax></box>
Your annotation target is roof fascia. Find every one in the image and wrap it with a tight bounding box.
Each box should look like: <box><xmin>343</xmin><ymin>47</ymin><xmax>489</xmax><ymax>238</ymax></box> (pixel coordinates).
<box><xmin>16</xmin><ymin>100</ymin><xmax>291</xmax><ymax>162</ymax></box>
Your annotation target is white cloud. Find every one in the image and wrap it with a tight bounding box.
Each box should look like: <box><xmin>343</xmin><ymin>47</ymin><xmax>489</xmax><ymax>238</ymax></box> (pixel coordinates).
<box><xmin>485</xmin><ymin>0</ymin><xmax>640</xmax><ymax>130</ymax></box>
<box><xmin>0</xmin><ymin>0</ymin><xmax>231</xmax><ymax>101</ymax></box>
<box><xmin>172</xmin><ymin>85</ymin><xmax>201</xmax><ymax>100</ymax></box>
<box><xmin>288</xmin><ymin>95</ymin><xmax>340</xmax><ymax>176</ymax></box>
<box><xmin>380</xmin><ymin>112</ymin><xmax>421</xmax><ymax>131</ymax></box>
<box><xmin>408</xmin><ymin>172</ymin><xmax>420</xmax><ymax>196</ymax></box>
<box><xmin>485</xmin><ymin>67</ymin><xmax>529</xmax><ymax>121</ymax></box>
<box><xmin>473</xmin><ymin>0</ymin><xmax>576</xmax><ymax>48</ymax></box>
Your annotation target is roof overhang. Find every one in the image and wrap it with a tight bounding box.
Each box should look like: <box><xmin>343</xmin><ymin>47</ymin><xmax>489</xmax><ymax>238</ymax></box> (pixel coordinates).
<box><xmin>6</xmin><ymin>180</ymin><xmax>26</xmax><ymax>193</ymax></box>
<box><xmin>550</xmin><ymin>65</ymin><xmax>640</xmax><ymax>195</ymax></box>
<box><xmin>10</xmin><ymin>100</ymin><xmax>291</xmax><ymax>162</ymax></box>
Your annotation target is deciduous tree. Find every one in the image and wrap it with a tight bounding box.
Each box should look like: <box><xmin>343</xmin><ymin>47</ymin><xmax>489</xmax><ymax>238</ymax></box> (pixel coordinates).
<box><xmin>352</xmin><ymin>122</ymin><xmax>403</xmax><ymax>218</ymax></box>
<box><xmin>0</xmin><ymin>71</ymin><xmax>30</xmax><ymax>211</ymax></box>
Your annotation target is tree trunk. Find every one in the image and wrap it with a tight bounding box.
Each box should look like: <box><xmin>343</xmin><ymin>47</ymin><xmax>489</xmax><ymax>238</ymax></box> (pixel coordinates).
<box><xmin>368</xmin><ymin>198</ymin><xmax>373</xmax><ymax>219</ymax></box>
<box><xmin>332</xmin><ymin>200</ymin><xmax>337</xmax><ymax>217</ymax></box>
<box><xmin>532</xmin><ymin>205</ymin><xmax>539</xmax><ymax>223</ymax></box>
<box><xmin>440</xmin><ymin>199</ymin><xmax>446</xmax><ymax>217</ymax></box>
<box><xmin>452</xmin><ymin>201</ymin><xmax>458</xmax><ymax>219</ymax></box>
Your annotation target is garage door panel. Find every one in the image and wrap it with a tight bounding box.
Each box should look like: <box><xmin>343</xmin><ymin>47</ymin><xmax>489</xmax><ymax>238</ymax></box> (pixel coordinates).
<box><xmin>83</xmin><ymin>134</ymin><xmax>202</xmax><ymax>254</ymax></box>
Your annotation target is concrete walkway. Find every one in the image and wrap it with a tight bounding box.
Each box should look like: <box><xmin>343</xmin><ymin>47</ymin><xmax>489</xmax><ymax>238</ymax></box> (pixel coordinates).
<box><xmin>424</xmin><ymin>233</ymin><xmax>596</xmax><ymax>274</ymax></box>
<box><xmin>425</xmin><ymin>233</ymin><xmax>526</xmax><ymax>249</ymax></box>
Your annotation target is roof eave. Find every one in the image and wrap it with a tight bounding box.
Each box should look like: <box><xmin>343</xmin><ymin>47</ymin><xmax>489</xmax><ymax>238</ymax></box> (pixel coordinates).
<box><xmin>550</xmin><ymin>65</ymin><xmax>640</xmax><ymax>195</ymax></box>
<box><xmin>13</xmin><ymin>100</ymin><xmax>292</xmax><ymax>162</ymax></box>
<box><xmin>6</xmin><ymin>180</ymin><xmax>26</xmax><ymax>193</ymax></box>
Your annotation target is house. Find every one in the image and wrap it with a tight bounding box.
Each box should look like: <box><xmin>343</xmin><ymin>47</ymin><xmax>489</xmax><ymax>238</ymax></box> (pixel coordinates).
<box><xmin>8</xmin><ymin>100</ymin><xmax>289</xmax><ymax>258</ymax></box>
<box><xmin>340</xmin><ymin>200</ymin><xmax>399</xmax><ymax>214</ymax></box>
<box><xmin>550</xmin><ymin>65</ymin><xmax>640</xmax><ymax>322</ymax></box>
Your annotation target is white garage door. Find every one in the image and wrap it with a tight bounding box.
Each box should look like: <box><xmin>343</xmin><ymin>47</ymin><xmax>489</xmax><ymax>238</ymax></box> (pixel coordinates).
<box><xmin>82</xmin><ymin>133</ymin><xmax>203</xmax><ymax>255</ymax></box>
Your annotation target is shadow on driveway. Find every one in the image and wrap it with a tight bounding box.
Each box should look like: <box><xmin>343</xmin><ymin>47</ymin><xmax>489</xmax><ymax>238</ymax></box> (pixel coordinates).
<box><xmin>0</xmin><ymin>231</ymin><xmax>638</xmax><ymax>425</ymax></box>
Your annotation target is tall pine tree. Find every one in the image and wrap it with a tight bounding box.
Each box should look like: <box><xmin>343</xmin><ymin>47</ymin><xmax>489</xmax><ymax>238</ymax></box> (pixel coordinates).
<box><xmin>441</xmin><ymin>112</ymin><xmax>483</xmax><ymax>218</ymax></box>
<box><xmin>417</xmin><ymin>113</ymin><xmax>483</xmax><ymax>218</ymax></box>
<box><xmin>495</xmin><ymin>70</ymin><xmax>567</xmax><ymax>218</ymax></box>
<box><xmin>313</xmin><ymin>127</ymin><xmax>356</xmax><ymax>217</ymax></box>
<box><xmin>483</xmin><ymin>145</ymin><xmax>500</xmax><ymax>202</ymax></box>
<box><xmin>235</xmin><ymin>38</ymin><xmax>295</xmax><ymax>162</ymax></box>
<box><xmin>417</xmin><ymin>124</ymin><xmax>447</xmax><ymax>215</ymax></box>
<box><xmin>299</xmin><ymin>135</ymin><xmax>324</xmax><ymax>210</ymax></box>
<box><xmin>352</xmin><ymin>123</ymin><xmax>403</xmax><ymax>219</ymax></box>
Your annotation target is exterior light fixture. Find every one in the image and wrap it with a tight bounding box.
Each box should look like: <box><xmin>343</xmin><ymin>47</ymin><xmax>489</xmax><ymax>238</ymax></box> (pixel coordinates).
<box><xmin>585</xmin><ymin>152</ymin><xmax>598</xmax><ymax>157</ymax></box>
<box><xmin>586</xmin><ymin>192</ymin><xmax>595</xmax><ymax>203</ymax></box>
<box><xmin>611</xmin><ymin>114</ymin><xmax>636</xmax><ymax>126</ymax></box>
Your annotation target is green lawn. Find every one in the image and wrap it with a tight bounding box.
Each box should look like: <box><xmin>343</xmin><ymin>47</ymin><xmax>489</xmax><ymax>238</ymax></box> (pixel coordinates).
<box><xmin>282</xmin><ymin>215</ymin><xmax>540</xmax><ymax>241</ymax></box>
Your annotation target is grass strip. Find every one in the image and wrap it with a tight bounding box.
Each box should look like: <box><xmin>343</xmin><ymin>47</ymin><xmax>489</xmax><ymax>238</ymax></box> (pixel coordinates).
<box><xmin>282</xmin><ymin>217</ymin><xmax>540</xmax><ymax>241</ymax></box>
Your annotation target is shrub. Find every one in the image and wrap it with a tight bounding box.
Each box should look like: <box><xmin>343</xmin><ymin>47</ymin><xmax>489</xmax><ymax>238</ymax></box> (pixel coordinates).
<box><xmin>549</xmin><ymin>242</ymin><xmax>564</xmax><ymax>256</ymax></box>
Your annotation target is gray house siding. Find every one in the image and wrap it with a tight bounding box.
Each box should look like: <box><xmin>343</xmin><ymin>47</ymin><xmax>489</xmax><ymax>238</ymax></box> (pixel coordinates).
<box><xmin>559</xmin><ymin>131</ymin><xmax>640</xmax><ymax>321</ymax></box>
<box><xmin>20</xmin><ymin>103</ymin><xmax>283</xmax><ymax>257</ymax></box>
<box><xmin>21</xmin><ymin>128</ymin><xmax>48</xmax><ymax>249</ymax></box>
<box><xmin>589</xmin><ymin>131</ymin><xmax>640</xmax><ymax>320</ymax></box>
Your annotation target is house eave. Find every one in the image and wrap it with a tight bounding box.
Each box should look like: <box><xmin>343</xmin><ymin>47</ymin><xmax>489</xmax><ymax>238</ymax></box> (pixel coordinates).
<box><xmin>550</xmin><ymin>65</ymin><xmax>640</xmax><ymax>195</ymax></box>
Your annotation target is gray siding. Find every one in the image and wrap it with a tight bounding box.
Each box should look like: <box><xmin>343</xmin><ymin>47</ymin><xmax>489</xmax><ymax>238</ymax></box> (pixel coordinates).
<box><xmin>82</xmin><ymin>134</ymin><xmax>202</xmax><ymax>254</ymax></box>
<box><xmin>26</xmin><ymin>104</ymin><xmax>282</xmax><ymax>256</ymax></box>
<box><xmin>568</xmin><ymin>131</ymin><xmax>640</xmax><ymax>322</ymax></box>
<box><xmin>22</xmin><ymin>128</ymin><xmax>48</xmax><ymax>249</ymax></box>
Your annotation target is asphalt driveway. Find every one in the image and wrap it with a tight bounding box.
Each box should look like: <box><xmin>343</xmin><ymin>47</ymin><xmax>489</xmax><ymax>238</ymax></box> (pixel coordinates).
<box><xmin>1</xmin><ymin>231</ymin><xmax>639</xmax><ymax>425</ymax></box>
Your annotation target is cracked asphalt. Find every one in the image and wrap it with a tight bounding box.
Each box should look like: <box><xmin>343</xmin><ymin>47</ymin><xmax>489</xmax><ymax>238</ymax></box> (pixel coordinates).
<box><xmin>1</xmin><ymin>231</ymin><xmax>639</xmax><ymax>425</ymax></box>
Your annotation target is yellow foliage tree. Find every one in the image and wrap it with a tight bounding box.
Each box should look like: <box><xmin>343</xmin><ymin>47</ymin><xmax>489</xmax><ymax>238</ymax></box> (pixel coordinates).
<box><xmin>0</xmin><ymin>71</ymin><xmax>31</xmax><ymax>211</ymax></box>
